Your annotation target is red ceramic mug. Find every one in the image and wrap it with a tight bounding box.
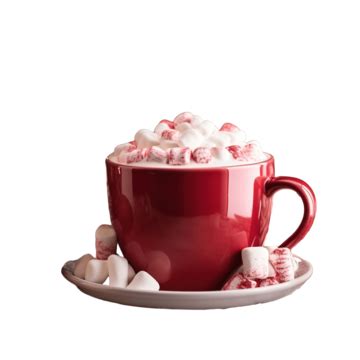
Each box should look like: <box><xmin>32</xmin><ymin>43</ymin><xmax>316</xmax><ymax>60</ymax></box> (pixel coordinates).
<box><xmin>106</xmin><ymin>154</ymin><xmax>316</xmax><ymax>291</ymax></box>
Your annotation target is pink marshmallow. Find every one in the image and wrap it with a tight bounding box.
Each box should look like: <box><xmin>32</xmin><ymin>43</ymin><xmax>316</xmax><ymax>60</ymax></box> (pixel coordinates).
<box><xmin>220</xmin><ymin>122</ymin><xmax>240</xmax><ymax>132</ymax></box>
<box><xmin>147</xmin><ymin>146</ymin><xmax>167</xmax><ymax>163</ymax></box>
<box><xmin>192</xmin><ymin>147</ymin><xmax>212</xmax><ymax>164</ymax></box>
<box><xmin>95</xmin><ymin>224</ymin><xmax>118</xmax><ymax>260</ymax></box>
<box><xmin>167</xmin><ymin>147</ymin><xmax>191</xmax><ymax>165</ymax></box>
<box><xmin>258</xmin><ymin>277</ymin><xmax>279</xmax><ymax>287</ymax></box>
<box><xmin>161</xmin><ymin>129</ymin><xmax>180</xmax><ymax>141</ymax></box>
<box><xmin>269</xmin><ymin>248</ymin><xmax>295</xmax><ymax>282</ymax></box>
<box><xmin>226</xmin><ymin>145</ymin><xmax>247</xmax><ymax>161</ymax></box>
<box><xmin>125</xmin><ymin>148</ymin><xmax>148</xmax><ymax>164</ymax></box>
<box><xmin>173</xmin><ymin>112</ymin><xmax>194</xmax><ymax>126</ymax></box>
<box><xmin>222</xmin><ymin>273</ymin><xmax>257</xmax><ymax>290</ymax></box>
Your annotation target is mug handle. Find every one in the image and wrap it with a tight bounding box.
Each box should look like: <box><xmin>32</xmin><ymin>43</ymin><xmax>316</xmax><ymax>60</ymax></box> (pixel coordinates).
<box><xmin>265</xmin><ymin>176</ymin><xmax>316</xmax><ymax>249</ymax></box>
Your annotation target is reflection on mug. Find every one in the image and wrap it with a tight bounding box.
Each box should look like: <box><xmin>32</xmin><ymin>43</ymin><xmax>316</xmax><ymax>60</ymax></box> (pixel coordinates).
<box><xmin>146</xmin><ymin>250</ymin><xmax>171</xmax><ymax>283</ymax></box>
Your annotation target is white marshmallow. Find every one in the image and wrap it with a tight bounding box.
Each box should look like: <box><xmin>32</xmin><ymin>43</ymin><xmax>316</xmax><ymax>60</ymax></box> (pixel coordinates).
<box><xmin>134</xmin><ymin>129</ymin><xmax>160</xmax><ymax>149</ymax></box>
<box><xmin>128</xmin><ymin>264</ymin><xmax>136</xmax><ymax>283</ymax></box>
<box><xmin>211</xmin><ymin>147</ymin><xmax>233</xmax><ymax>161</ymax></box>
<box><xmin>191</xmin><ymin>114</ymin><xmax>203</xmax><ymax>127</ymax></box>
<box><xmin>178</xmin><ymin>129</ymin><xmax>204</xmax><ymax>148</ymax></box>
<box><xmin>95</xmin><ymin>224</ymin><xmax>117</xmax><ymax>260</ymax></box>
<box><xmin>176</xmin><ymin>122</ymin><xmax>192</xmax><ymax>133</ymax></box>
<box><xmin>265</xmin><ymin>246</ymin><xmax>283</xmax><ymax>276</ymax></box>
<box><xmin>196</xmin><ymin>120</ymin><xmax>218</xmax><ymax>137</ymax></box>
<box><xmin>159</xmin><ymin>138</ymin><xmax>179</xmax><ymax>149</ymax></box>
<box><xmin>228</xmin><ymin>130</ymin><xmax>246</xmax><ymax>145</ymax></box>
<box><xmin>268</xmin><ymin>262</ymin><xmax>277</xmax><ymax>277</ymax></box>
<box><xmin>85</xmin><ymin>259</ymin><xmax>109</xmax><ymax>284</ymax></box>
<box><xmin>154</xmin><ymin>122</ymin><xmax>170</xmax><ymax>136</ymax></box>
<box><xmin>207</xmin><ymin>132</ymin><xmax>232</xmax><ymax>147</ymax></box>
<box><xmin>241</xmin><ymin>247</ymin><xmax>269</xmax><ymax>279</ymax></box>
<box><xmin>108</xmin><ymin>255</ymin><xmax>129</xmax><ymax>288</ymax></box>
<box><xmin>127</xmin><ymin>271</ymin><xmax>160</xmax><ymax>291</ymax></box>
<box><xmin>74</xmin><ymin>254</ymin><xmax>94</xmax><ymax>279</ymax></box>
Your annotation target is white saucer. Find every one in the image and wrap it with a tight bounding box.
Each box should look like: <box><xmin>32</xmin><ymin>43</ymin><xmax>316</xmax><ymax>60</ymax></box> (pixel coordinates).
<box><xmin>61</xmin><ymin>256</ymin><xmax>312</xmax><ymax>309</ymax></box>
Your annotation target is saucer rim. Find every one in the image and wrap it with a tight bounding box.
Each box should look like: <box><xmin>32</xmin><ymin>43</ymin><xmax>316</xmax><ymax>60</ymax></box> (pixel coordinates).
<box><xmin>61</xmin><ymin>255</ymin><xmax>312</xmax><ymax>297</ymax></box>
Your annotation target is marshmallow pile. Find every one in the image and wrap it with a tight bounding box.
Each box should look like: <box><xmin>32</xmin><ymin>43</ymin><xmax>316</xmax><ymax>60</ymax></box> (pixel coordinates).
<box><xmin>222</xmin><ymin>246</ymin><xmax>299</xmax><ymax>290</ymax></box>
<box><xmin>73</xmin><ymin>225</ymin><xmax>160</xmax><ymax>291</ymax></box>
<box><xmin>109</xmin><ymin>112</ymin><xmax>267</xmax><ymax>167</ymax></box>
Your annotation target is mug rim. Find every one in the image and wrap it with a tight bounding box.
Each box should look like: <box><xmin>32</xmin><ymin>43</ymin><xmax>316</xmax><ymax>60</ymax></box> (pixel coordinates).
<box><xmin>106</xmin><ymin>152</ymin><xmax>274</xmax><ymax>171</ymax></box>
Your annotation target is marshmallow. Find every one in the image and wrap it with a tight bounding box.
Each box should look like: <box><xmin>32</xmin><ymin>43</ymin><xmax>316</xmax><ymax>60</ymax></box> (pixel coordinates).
<box><xmin>258</xmin><ymin>277</ymin><xmax>279</xmax><ymax>287</ymax></box>
<box><xmin>242</xmin><ymin>142</ymin><xmax>266</xmax><ymax>162</ymax></box>
<box><xmin>85</xmin><ymin>259</ymin><xmax>108</xmax><ymax>284</ymax></box>
<box><xmin>113</xmin><ymin>143</ymin><xmax>137</xmax><ymax>155</ymax></box>
<box><xmin>176</xmin><ymin>122</ymin><xmax>192</xmax><ymax>133</ymax></box>
<box><xmin>167</xmin><ymin>147</ymin><xmax>191</xmax><ymax>165</ymax></box>
<box><xmin>220</xmin><ymin>122</ymin><xmax>240</xmax><ymax>132</ymax></box>
<box><xmin>173</xmin><ymin>112</ymin><xmax>193</xmax><ymax>126</ymax></box>
<box><xmin>178</xmin><ymin>129</ymin><xmax>204</xmax><ymax>148</ymax></box>
<box><xmin>191</xmin><ymin>115</ymin><xmax>203</xmax><ymax>127</ymax></box>
<box><xmin>154</xmin><ymin>120</ymin><xmax>175</xmax><ymax>135</ymax></box>
<box><xmin>154</xmin><ymin>122</ymin><xmax>170</xmax><ymax>136</ymax></box>
<box><xmin>74</xmin><ymin>254</ymin><xmax>94</xmax><ymax>279</ymax></box>
<box><xmin>127</xmin><ymin>271</ymin><xmax>160</xmax><ymax>291</ymax></box>
<box><xmin>222</xmin><ymin>273</ymin><xmax>257</xmax><ymax>290</ymax></box>
<box><xmin>128</xmin><ymin>264</ymin><xmax>136</xmax><ymax>283</ymax></box>
<box><xmin>211</xmin><ymin>147</ymin><xmax>233</xmax><ymax>161</ymax></box>
<box><xmin>241</xmin><ymin>247</ymin><xmax>269</xmax><ymax>279</ymax></box>
<box><xmin>226</xmin><ymin>145</ymin><xmax>247</xmax><ymax>161</ymax></box>
<box><xmin>196</xmin><ymin>120</ymin><xmax>217</xmax><ymax>138</ymax></box>
<box><xmin>120</xmin><ymin>148</ymin><xmax>148</xmax><ymax>164</ymax></box>
<box><xmin>192</xmin><ymin>147</ymin><xmax>212</xmax><ymax>164</ymax></box>
<box><xmin>269</xmin><ymin>248</ymin><xmax>295</xmax><ymax>282</ymax></box>
<box><xmin>159</xmin><ymin>138</ymin><xmax>179</xmax><ymax>149</ymax></box>
<box><xmin>268</xmin><ymin>262</ymin><xmax>277</xmax><ymax>277</ymax></box>
<box><xmin>161</xmin><ymin>129</ymin><xmax>180</xmax><ymax>142</ymax></box>
<box><xmin>108</xmin><ymin>255</ymin><xmax>129</xmax><ymax>288</ymax></box>
<box><xmin>147</xmin><ymin>146</ymin><xmax>167</xmax><ymax>163</ymax></box>
<box><xmin>134</xmin><ymin>129</ymin><xmax>160</xmax><ymax>149</ymax></box>
<box><xmin>207</xmin><ymin>132</ymin><xmax>232</xmax><ymax>147</ymax></box>
<box><xmin>228</xmin><ymin>131</ymin><xmax>246</xmax><ymax>145</ymax></box>
<box><xmin>95</xmin><ymin>225</ymin><xmax>117</xmax><ymax>260</ymax></box>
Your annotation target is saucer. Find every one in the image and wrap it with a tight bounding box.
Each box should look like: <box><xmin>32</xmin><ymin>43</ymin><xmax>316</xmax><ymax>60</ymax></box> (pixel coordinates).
<box><xmin>61</xmin><ymin>256</ymin><xmax>312</xmax><ymax>309</ymax></box>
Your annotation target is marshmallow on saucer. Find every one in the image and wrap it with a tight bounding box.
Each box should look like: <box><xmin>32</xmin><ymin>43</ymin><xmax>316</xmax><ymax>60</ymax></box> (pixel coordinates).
<box><xmin>127</xmin><ymin>271</ymin><xmax>160</xmax><ymax>291</ymax></box>
<box><xmin>258</xmin><ymin>277</ymin><xmax>279</xmax><ymax>287</ymax></box>
<box><xmin>108</xmin><ymin>255</ymin><xmax>129</xmax><ymax>288</ymax></box>
<box><xmin>135</xmin><ymin>129</ymin><xmax>160</xmax><ymax>149</ymax></box>
<box><xmin>241</xmin><ymin>247</ymin><xmax>269</xmax><ymax>279</ymax></box>
<box><xmin>95</xmin><ymin>225</ymin><xmax>118</xmax><ymax>260</ymax></box>
<box><xmin>269</xmin><ymin>248</ymin><xmax>295</xmax><ymax>282</ymax></box>
<box><xmin>74</xmin><ymin>254</ymin><xmax>94</xmax><ymax>279</ymax></box>
<box><xmin>128</xmin><ymin>264</ymin><xmax>136</xmax><ymax>283</ymax></box>
<box><xmin>85</xmin><ymin>259</ymin><xmax>109</xmax><ymax>284</ymax></box>
<box><xmin>222</xmin><ymin>273</ymin><xmax>257</xmax><ymax>290</ymax></box>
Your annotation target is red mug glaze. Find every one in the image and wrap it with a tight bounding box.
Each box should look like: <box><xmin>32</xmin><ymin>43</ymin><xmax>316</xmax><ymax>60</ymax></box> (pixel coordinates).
<box><xmin>106</xmin><ymin>155</ymin><xmax>316</xmax><ymax>291</ymax></box>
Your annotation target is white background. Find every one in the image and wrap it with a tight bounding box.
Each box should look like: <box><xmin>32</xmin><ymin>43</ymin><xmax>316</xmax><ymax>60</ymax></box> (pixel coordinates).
<box><xmin>1</xmin><ymin>1</ymin><xmax>359</xmax><ymax>359</ymax></box>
